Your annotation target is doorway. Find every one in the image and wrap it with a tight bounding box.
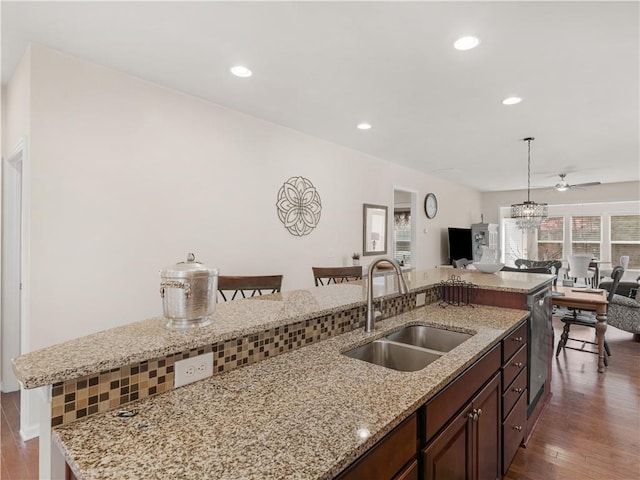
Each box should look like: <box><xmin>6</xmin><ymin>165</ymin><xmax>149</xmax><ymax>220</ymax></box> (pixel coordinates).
<box><xmin>393</xmin><ymin>187</ymin><xmax>417</xmax><ymax>268</ymax></box>
<box><xmin>2</xmin><ymin>139</ymin><xmax>27</xmax><ymax>393</ymax></box>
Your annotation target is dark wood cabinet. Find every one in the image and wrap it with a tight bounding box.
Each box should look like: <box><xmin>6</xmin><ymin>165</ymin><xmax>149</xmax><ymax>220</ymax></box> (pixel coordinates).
<box><xmin>502</xmin><ymin>393</ymin><xmax>527</xmax><ymax>472</ymax></box>
<box><xmin>395</xmin><ymin>460</ymin><xmax>418</xmax><ymax>480</ymax></box>
<box><xmin>336</xmin><ymin>318</ymin><xmax>532</xmax><ymax>480</ymax></box>
<box><xmin>474</xmin><ymin>373</ymin><xmax>501</xmax><ymax>480</ymax></box>
<box><xmin>422</xmin><ymin>373</ymin><xmax>501</xmax><ymax>480</ymax></box>
<box><xmin>501</xmin><ymin>322</ymin><xmax>528</xmax><ymax>474</ymax></box>
<box><xmin>423</xmin><ymin>403</ymin><xmax>471</xmax><ymax>480</ymax></box>
<box><xmin>335</xmin><ymin>413</ymin><xmax>417</xmax><ymax>480</ymax></box>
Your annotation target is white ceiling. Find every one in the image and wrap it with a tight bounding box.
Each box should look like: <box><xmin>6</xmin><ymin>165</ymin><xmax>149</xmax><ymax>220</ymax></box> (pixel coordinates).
<box><xmin>2</xmin><ymin>1</ymin><xmax>639</xmax><ymax>192</ymax></box>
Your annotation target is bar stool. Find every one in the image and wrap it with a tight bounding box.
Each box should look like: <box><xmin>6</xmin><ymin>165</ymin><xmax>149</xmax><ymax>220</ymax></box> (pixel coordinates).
<box><xmin>312</xmin><ymin>266</ymin><xmax>362</xmax><ymax>286</ymax></box>
<box><xmin>217</xmin><ymin>275</ymin><xmax>283</xmax><ymax>301</ymax></box>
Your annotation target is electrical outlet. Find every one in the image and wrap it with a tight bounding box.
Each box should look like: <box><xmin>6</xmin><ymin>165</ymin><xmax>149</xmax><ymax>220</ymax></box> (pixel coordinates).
<box><xmin>174</xmin><ymin>352</ymin><xmax>213</xmax><ymax>388</ymax></box>
<box><xmin>416</xmin><ymin>292</ymin><xmax>426</xmax><ymax>307</ymax></box>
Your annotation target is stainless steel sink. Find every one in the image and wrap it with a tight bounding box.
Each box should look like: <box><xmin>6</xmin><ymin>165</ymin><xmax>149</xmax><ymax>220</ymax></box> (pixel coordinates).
<box><xmin>343</xmin><ymin>339</ymin><xmax>442</xmax><ymax>372</ymax></box>
<box><xmin>343</xmin><ymin>325</ymin><xmax>473</xmax><ymax>372</ymax></box>
<box><xmin>385</xmin><ymin>325</ymin><xmax>472</xmax><ymax>353</ymax></box>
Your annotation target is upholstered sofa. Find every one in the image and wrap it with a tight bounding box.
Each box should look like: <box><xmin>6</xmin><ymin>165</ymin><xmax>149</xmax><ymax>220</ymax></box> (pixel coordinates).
<box><xmin>607</xmin><ymin>293</ymin><xmax>640</xmax><ymax>341</ymax></box>
<box><xmin>600</xmin><ymin>276</ymin><xmax>640</xmax><ymax>341</ymax></box>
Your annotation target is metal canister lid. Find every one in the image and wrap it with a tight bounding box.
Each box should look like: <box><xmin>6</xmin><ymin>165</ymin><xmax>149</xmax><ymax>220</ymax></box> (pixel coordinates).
<box><xmin>160</xmin><ymin>253</ymin><xmax>219</xmax><ymax>279</ymax></box>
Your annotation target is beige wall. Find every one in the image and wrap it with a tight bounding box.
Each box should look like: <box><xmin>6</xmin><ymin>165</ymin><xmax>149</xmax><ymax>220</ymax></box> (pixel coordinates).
<box><xmin>1</xmin><ymin>48</ymin><xmax>32</xmax><ymax>391</ymax></box>
<box><xmin>14</xmin><ymin>45</ymin><xmax>482</xmax><ymax>351</ymax></box>
<box><xmin>2</xmin><ymin>47</ymin><xmax>31</xmax><ymax>156</ymax></box>
<box><xmin>481</xmin><ymin>181</ymin><xmax>640</xmax><ymax>224</ymax></box>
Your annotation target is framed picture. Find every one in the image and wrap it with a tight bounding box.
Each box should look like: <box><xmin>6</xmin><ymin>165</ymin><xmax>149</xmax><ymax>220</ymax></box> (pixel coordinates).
<box><xmin>363</xmin><ymin>204</ymin><xmax>388</xmax><ymax>256</ymax></box>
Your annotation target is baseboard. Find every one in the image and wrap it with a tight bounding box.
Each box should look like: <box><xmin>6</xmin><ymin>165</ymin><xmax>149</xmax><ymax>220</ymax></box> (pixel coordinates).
<box><xmin>20</xmin><ymin>422</ymin><xmax>39</xmax><ymax>441</ymax></box>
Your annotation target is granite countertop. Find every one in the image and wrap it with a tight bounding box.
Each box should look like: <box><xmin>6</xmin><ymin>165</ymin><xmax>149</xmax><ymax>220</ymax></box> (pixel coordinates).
<box><xmin>13</xmin><ymin>268</ymin><xmax>551</xmax><ymax>389</ymax></box>
<box><xmin>53</xmin><ymin>303</ymin><xmax>529</xmax><ymax>480</ymax></box>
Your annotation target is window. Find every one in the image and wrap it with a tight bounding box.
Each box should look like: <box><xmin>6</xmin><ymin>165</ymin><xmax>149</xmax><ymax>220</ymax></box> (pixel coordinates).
<box><xmin>571</xmin><ymin>215</ymin><xmax>601</xmax><ymax>258</ymax></box>
<box><xmin>537</xmin><ymin>217</ymin><xmax>564</xmax><ymax>260</ymax></box>
<box><xmin>610</xmin><ymin>214</ymin><xmax>640</xmax><ymax>269</ymax></box>
<box><xmin>393</xmin><ymin>210</ymin><xmax>412</xmax><ymax>265</ymax></box>
<box><xmin>502</xmin><ymin>218</ymin><xmax>527</xmax><ymax>266</ymax></box>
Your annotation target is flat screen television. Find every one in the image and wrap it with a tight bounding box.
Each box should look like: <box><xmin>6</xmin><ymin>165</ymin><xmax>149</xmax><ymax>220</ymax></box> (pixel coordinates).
<box><xmin>448</xmin><ymin>227</ymin><xmax>472</xmax><ymax>265</ymax></box>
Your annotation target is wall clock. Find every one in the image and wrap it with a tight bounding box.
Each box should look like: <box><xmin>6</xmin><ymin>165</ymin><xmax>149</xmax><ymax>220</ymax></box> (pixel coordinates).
<box><xmin>424</xmin><ymin>193</ymin><xmax>438</xmax><ymax>219</ymax></box>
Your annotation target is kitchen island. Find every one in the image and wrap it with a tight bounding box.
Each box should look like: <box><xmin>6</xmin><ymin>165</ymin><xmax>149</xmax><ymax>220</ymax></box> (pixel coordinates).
<box><xmin>54</xmin><ymin>304</ymin><xmax>528</xmax><ymax>480</ymax></box>
<box><xmin>12</xmin><ymin>268</ymin><xmax>554</xmax><ymax>479</ymax></box>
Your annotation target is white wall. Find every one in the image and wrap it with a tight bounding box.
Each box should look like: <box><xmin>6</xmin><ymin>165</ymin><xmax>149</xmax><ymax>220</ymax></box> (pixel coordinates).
<box><xmin>14</xmin><ymin>45</ymin><xmax>482</xmax><ymax>351</ymax></box>
<box><xmin>1</xmin><ymin>47</ymin><xmax>31</xmax><ymax>391</ymax></box>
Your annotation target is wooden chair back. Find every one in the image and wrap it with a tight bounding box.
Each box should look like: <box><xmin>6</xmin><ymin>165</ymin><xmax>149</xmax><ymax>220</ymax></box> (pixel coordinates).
<box><xmin>502</xmin><ymin>265</ymin><xmax>559</xmax><ymax>285</ymax></box>
<box><xmin>604</xmin><ymin>266</ymin><xmax>625</xmax><ymax>302</ymax></box>
<box><xmin>312</xmin><ymin>266</ymin><xmax>362</xmax><ymax>286</ymax></box>
<box><xmin>502</xmin><ymin>266</ymin><xmax>552</xmax><ymax>275</ymax></box>
<box><xmin>515</xmin><ymin>259</ymin><xmax>563</xmax><ymax>274</ymax></box>
<box><xmin>217</xmin><ymin>275</ymin><xmax>283</xmax><ymax>301</ymax></box>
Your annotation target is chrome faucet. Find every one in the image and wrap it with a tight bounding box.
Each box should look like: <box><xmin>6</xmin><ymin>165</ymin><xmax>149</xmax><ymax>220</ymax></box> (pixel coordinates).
<box><xmin>365</xmin><ymin>257</ymin><xmax>410</xmax><ymax>333</ymax></box>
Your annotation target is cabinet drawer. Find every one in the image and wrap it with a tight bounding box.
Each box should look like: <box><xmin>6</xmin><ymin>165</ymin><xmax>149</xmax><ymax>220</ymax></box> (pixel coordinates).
<box><xmin>336</xmin><ymin>414</ymin><xmax>417</xmax><ymax>480</ymax></box>
<box><xmin>502</xmin><ymin>344</ymin><xmax>526</xmax><ymax>389</ymax></box>
<box><xmin>502</xmin><ymin>322</ymin><xmax>527</xmax><ymax>364</ymax></box>
<box><xmin>425</xmin><ymin>344</ymin><xmax>500</xmax><ymax>442</ymax></box>
<box><xmin>502</xmin><ymin>392</ymin><xmax>527</xmax><ymax>474</ymax></box>
<box><xmin>502</xmin><ymin>367</ymin><xmax>527</xmax><ymax>420</ymax></box>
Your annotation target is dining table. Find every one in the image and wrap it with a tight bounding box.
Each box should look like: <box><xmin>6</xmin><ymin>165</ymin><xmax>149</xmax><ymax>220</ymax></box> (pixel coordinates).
<box><xmin>552</xmin><ymin>285</ymin><xmax>609</xmax><ymax>372</ymax></box>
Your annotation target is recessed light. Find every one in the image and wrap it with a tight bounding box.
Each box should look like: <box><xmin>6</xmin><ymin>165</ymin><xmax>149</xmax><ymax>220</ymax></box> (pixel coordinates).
<box><xmin>230</xmin><ymin>66</ymin><xmax>252</xmax><ymax>78</ymax></box>
<box><xmin>357</xmin><ymin>123</ymin><xmax>372</xmax><ymax>130</ymax></box>
<box><xmin>454</xmin><ymin>36</ymin><xmax>480</xmax><ymax>51</ymax></box>
<box><xmin>502</xmin><ymin>97</ymin><xmax>523</xmax><ymax>105</ymax></box>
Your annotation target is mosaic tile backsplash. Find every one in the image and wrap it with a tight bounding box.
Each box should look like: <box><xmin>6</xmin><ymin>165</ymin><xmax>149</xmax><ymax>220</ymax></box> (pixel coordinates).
<box><xmin>51</xmin><ymin>288</ymin><xmax>436</xmax><ymax>427</ymax></box>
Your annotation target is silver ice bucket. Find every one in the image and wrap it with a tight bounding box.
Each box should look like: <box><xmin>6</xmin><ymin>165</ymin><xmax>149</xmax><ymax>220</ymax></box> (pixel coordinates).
<box><xmin>159</xmin><ymin>253</ymin><xmax>218</xmax><ymax>329</ymax></box>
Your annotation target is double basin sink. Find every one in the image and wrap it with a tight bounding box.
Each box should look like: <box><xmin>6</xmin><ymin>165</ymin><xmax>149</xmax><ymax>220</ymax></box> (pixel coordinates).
<box><xmin>344</xmin><ymin>325</ymin><xmax>473</xmax><ymax>372</ymax></box>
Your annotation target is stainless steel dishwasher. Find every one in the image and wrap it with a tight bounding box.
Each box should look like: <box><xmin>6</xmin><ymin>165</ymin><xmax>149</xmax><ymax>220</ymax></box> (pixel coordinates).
<box><xmin>526</xmin><ymin>283</ymin><xmax>553</xmax><ymax>416</ymax></box>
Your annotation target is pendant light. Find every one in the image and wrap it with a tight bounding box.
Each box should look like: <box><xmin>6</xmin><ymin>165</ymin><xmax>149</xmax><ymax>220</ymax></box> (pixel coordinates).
<box><xmin>510</xmin><ymin>137</ymin><xmax>548</xmax><ymax>230</ymax></box>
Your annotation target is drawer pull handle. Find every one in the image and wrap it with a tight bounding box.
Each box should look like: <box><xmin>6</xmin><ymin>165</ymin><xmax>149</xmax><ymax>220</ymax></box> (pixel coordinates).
<box><xmin>511</xmin><ymin>387</ymin><xmax>523</xmax><ymax>393</ymax></box>
<box><xmin>512</xmin><ymin>336</ymin><xmax>524</xmax><ymax>342</ymax></box>
<box><xmin>467</xmin><ymin>408</ymin><xmax>482</xmax><ymax>422</ymax></box>
<box><xmin>512</xmin><ymin>425</ymin><xmax>523</xmax><ymax>432</ymax></box>
<box><xmin>512</xmin><ymin>362</ymin><xmax>524</xmax><ymax>368</ymax></box>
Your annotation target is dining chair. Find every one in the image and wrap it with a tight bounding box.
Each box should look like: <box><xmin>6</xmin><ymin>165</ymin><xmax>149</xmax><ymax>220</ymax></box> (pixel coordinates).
<box><xmin>217</xmin><ymin>275</ymin><xmax>283</xmax><ymax>301</ymax></box>
<box><xmin>620</xmin><ymin>255</ymin><xmax>630</xmax><ymax>271</ymax></box>
<box><xmin>555</xmin><ymin>266</ymin><xmax>624</xmax><ymax>364</ymax></box>
<box><xmin>515</xmin><ymin>259</ymin><xmax>563</xmax><ymax>275</ymax></box>
<box><xmin>599</xmin><ymin>255</ymin><xmax>629</xmax><ymax>283</ymax></box>
<box><xmin>312</xmin><ymin>266</ymin><xmax>363</xmax><ymax>286</ymax></box>
<box><xmin>567</xmin><ymin>254</ymin><xmax>595</xmax><ymax>287</ymax></box>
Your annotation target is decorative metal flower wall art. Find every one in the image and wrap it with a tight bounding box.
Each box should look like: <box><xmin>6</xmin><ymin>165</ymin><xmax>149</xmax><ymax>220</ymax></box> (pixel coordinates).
<box><xmin>276</xmin><ymin>176</ymin><xmax>322</xmax><ymax>236</ymax></box>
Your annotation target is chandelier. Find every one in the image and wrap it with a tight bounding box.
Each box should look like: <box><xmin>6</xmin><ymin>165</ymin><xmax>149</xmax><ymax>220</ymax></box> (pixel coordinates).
<box><xmin>511</xmin><ymin>137</ymin><xmax>548</xmax><ymax>230</ymax></box>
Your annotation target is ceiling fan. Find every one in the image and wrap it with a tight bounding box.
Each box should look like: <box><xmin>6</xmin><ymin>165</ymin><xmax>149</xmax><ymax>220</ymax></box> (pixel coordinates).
<box><xmin>554</xmin><ymin>173</ymin><xmax>601</xmax><ymax>192</ymax></box>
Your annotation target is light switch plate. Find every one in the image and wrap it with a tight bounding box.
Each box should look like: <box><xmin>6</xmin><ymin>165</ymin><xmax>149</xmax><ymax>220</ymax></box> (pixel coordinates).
<box><xmin>174</xmin><ymin>352</ymin><xmax>213</xmax><ymax>388</ymax></box>
<box><xmin>416</xmin><ymin>292</ymin><xmax>426</xmax><ymax>307</ymax></box>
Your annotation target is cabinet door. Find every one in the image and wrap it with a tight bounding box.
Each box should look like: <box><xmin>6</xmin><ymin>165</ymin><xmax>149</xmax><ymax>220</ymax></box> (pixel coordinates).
<box><xmin>422</xmin><ymin>405</ymin><xmax>472</xmax><ymax>480</ymax></box>
<box><xmin>336</xmin><ymin>414</ymin><xmax>417</xmax><ymax>480</ymax></box>
<box><xmin>472</xmin><ymin>373</ymin><xmax>501</xmax><ymax>480</ymax></box>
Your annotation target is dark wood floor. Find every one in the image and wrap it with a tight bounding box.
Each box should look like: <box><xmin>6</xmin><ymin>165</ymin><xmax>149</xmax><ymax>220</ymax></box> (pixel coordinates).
<box><xmin>1</xmin><ymin>317</ymin><xmax>638</xmax><ymax>480</ymax></box>
<box><xmin>1</xmin><ymin>389</ymin><xmax>38</xmax><ymax>479</ymax></box>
